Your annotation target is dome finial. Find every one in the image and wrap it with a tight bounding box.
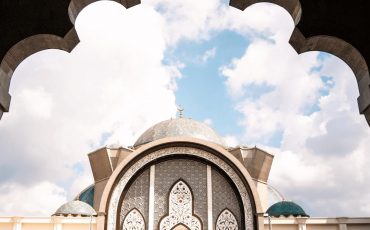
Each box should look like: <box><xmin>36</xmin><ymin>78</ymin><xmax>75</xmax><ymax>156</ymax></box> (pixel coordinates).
<box><xmin>177</xmin><ymin>105</ymin><xmax>184</xmax><ymax>118</ymax></box>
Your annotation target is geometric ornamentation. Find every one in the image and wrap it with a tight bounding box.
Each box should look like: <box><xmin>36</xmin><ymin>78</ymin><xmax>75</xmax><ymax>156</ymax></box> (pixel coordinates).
<box><xmin>108</xmin><ymin>146</ymin><xmax>254</xmax><ymax>230</ymax></box>
<box><xmin>122</xmin><ymin>208</ymin><xmax>145</xmax><ymax>230</ymax></box>
<box><xmin>159</xmin><ymin>180</ymin><xmax>201</xmax><ymax>230</ymax></box>
<box><xmin>216</xmin><ymin>209</ymin><xmax>238</xmax><ymax>230</ymax></box>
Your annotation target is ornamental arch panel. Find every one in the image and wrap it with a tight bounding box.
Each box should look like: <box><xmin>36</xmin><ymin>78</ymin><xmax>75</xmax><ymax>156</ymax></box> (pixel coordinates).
<box><xmin>99</xmin><ymin>138</ymin><xmax>264</xmax><ymax>230</ymax></box>
<box><xmin>122</xmin><ymin>208</ymin><xmax>145</xmax><ymax>230</ymax></box>
<box><xmin>159</xmin><ymin>180</ymin><xmax>202</xmax><ymax>230</ymax></box>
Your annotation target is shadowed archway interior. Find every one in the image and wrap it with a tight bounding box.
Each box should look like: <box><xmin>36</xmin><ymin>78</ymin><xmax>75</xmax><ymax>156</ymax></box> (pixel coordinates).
<box><xmin>0</xmin><ymin>0</ymin><xmax>370</xmax><ymax>125</ymax></box>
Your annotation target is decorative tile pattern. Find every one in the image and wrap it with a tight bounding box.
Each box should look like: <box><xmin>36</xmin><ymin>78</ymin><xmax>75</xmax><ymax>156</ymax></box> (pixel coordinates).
<box><xmin>159</xmin><ymin>180</ymin><xmax>201</xmax><ymax>230</ymax></box>
<box><xmin>212</xmin><ymin>169</ymin><xmax>241</xmax><ymax>229</ymax></box>
<box><xmin>216</xmin><ymin>209</ymin><xmax>238</xmax><ymax>230</ymax></box>
<box><xmin>122</xmin><ymin>209</ymin><xmax>145</xmax><ymax>230</ymax></box>
<box><xmin>120</xmin><ymin>169</ymin><xmax>149</xmax><ymax>228</ymax></box>
<box><xmin>107</xmin><ymin>147</ymin><xmax>254</xmax><ymax>230</ymax></box>
<box><xmin>154</xmin><ymin>159</ymin><xmax>207</xmax><ymax>230</ymax></box>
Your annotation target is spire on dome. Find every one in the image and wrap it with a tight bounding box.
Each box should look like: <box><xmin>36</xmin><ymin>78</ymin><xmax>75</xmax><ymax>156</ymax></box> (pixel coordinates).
<box><xmin>177</xmin><ymin>105</ymin><xmax>184</xmax><ymax>118</ymax></box>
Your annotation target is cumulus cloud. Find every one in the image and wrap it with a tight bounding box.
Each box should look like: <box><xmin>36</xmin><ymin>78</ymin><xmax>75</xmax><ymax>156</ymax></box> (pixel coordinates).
<box><xmin>221</xmin><ymin>4</ymin><xmax>370</xmax><ymax>216</ymax></box>
<box><xmin>1</xmin><ymin>0</ymin><xmax>369</xmax><ymax>218</ymax></box>
<box><xmin>200</xmin><ymin>47</ymin><xmax>217</xmax><ymax>63</ymax></box>
<box><xmin>203</xmin><ymin>118</ymin><xmax>213</xmax><ymax>126</ymax></box>
<box><xmin>223</xmin><ymin>135</ymin><xmax>239</xmax><ymax>147</ymax></box>
<box><xmin>0</xmin><ymin>1</ymin><xmax>179</xmax><ymax>215</ymax></box>
<box><xmin>306</xmin><ymin>113</ymin><xmax>365</xmax><ymax>156</ymax></box>
<box><xmin>222</xmin><ymin>38</ymin><xmax>322</xmax><ymax>144</ymax></box>
<box><xmin>0</xmin><ymin>181</ymin><xmax>67</xmax><ymax>216</ymax></box>
<box><xmin>145</xmin><ymin>0</ymin><xmax>293</xmax><ymax>45</ymax></box>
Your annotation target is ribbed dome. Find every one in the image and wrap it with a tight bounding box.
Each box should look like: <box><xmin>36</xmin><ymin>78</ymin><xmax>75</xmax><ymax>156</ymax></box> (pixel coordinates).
<box><xmin>266</xmin><ymin>201</ymin><xmax>309</xmax><ymax>217</ymax></box>
<box><xmin>134</xmin><ymin>118</ymin><xmax>226</xmax><ymax>147</ymax></box>
<box><xmin>53</xmin><ymin>200</ymin><xmax>96</xmax><ymax>217</ymax></box>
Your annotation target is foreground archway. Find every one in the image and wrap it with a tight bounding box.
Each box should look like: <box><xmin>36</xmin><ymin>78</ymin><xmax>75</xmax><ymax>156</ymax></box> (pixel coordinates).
<box><xmin>1</xmin><ymin>0</ymin><xmax>369</xmax><ymax>126</ymax></box>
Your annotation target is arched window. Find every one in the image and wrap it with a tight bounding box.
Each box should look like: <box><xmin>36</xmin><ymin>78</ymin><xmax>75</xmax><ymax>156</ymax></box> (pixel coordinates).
<box><xmin>122</xmin><ymin>208</ymin><xmax>145</xmax><ymax>230</ymax></box>
<box><xmin>216</xmin><ymin>209</ymin><xmax>238</xmax><ymax>230</ymax></box>
<box><xmin>160</xmin><ymin>180</ymin><xmax>201</xmax><ymax>230</ymax></box>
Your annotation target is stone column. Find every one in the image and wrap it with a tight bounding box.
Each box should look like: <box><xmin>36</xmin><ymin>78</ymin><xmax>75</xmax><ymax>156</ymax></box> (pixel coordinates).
<box><xmin>52</xmin><ymin>216</ymin><xmax>63</xmax><ymax>230</ymax></box>
<box><xmin>339</xmin><ymin>223</ymin><xmax>348</xmax><ymax>230</ymax></box>
<box><xmin>12</xmin><ymin>217</ymin><xmax>22</xmax><ymax>230</ymax></box>
<box><xmin>337</xmin><ymin>217</ymin><xmax>348</xmax><ymax>230</ymax></box>
<box><xmin>297</xmin><ymin>217</ymin><xmax>308</xmax><ymax>230</ymax></box>
<box><xmin>96</xmin><ymin>212</ymin><xmax>106</xmax><ymax>230</ymax></box>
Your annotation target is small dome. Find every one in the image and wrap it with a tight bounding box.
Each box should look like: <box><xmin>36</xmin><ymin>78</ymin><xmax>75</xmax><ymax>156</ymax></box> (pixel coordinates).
<box><xmin>266</xmin><ymin>201</ymin><xmax>309</xmax><ymax>217</ymax></box>
<box><xmin>53</xmin><ymin>200</ymin><xmax>97</xmax><ymax>217</ymax></box>
<box><xmin>134</xmin><ymin>118</ymin><xmax>226</xmax><ymax>147</ymax></box>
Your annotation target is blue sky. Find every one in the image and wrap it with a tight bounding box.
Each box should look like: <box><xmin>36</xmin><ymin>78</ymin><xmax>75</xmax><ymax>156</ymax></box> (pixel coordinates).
<box><xmin>0</xmin><ymin>0</ymin><xmax>369</xmax><ymax>218</ymax></box>
<box><xmin>172</xmin><ymin>30</ymin><xmax>248</xmax><ymax>137</ymax></box>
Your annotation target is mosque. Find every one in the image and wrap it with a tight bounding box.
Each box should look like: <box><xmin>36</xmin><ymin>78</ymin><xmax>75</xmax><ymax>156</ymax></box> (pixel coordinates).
<box><xmin>1</xmin><ymin>0</ymin><xmax>370</xmax><ymax>229</ymax></box>
<box><xmin>1</xmin><ymin>116</ymin><xmax>369</xmax><ymax>230</ymax></box>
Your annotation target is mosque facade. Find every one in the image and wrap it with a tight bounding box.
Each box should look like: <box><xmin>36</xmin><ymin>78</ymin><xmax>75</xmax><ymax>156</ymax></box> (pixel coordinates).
<box><xmin>1</xmin><ymin>117</ymin><xmax>370</xmax><ymax>230</ymax></box>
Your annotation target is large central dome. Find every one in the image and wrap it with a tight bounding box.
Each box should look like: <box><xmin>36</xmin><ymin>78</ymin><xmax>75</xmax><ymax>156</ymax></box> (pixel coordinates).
<box><xmin>134</xmin><ymin>118</ymin><xmax>226</xmax><ymax>147</ymax></box>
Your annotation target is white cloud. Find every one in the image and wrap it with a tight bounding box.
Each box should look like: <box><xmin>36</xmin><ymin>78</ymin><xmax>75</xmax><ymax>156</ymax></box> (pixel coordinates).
<box><xmin>17</xmin><ymin>87</ymin><xmax>54</xmax><ymax>119</ymax></box>
<box><xmin>0</xmin><ymin>181</ymin><xmax>67</xmax><ymax>216</ymax></box>
<box><xmin>222</xmin><ymin>38</ymin><xmax>322</xmax><ymax>144</ymax></box>
<box><xmin>221</xmin><ymin>7</ymin><xmax>370</xmax><ymax>215</ymax></box>
<box><xmin>203</xmin><ymin>118</ymin><xmax>213</xmax><ymax>126</ymax></box>
<box><xmin>1</xmin><ymin>0</ymin><xmax>369</xmax><ymax>218</ymax></box>
<box><xmin>223</xmin><ymin>135</ymin><xmax>239</xmax><ymax>147</ymax></box>
<box><xmin>145</xmin><ymin>0</ymin><xmax>294</xmax><ymax>45</ymax></box>
<box><xmin>200</xmin><ymin>47</ymin><xmax>217</xmax><ymax>63</ymax></box>
<box><xmin>146</xmin><ymin>0</ymin><xmax>224</xmax><ymax>44</ymax></box>
<box><xmin>0</xmin><ymin>1</ymin><xmax>179</xmax><ymax>215</ymax></box>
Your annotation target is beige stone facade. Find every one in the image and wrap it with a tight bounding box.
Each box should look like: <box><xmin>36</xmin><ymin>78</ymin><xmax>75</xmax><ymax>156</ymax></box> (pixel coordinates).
<box><xmin>2</xmin><ymin>216</ymin><xmax>370</xmax><ymax>230</ymax></box>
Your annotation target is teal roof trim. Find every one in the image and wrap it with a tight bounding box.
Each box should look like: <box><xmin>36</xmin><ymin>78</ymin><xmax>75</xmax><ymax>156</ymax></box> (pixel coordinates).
<box><xmin>267</xmin><ymin>201</ymin><xmax>309</xmax><ymax>217</ymax></box>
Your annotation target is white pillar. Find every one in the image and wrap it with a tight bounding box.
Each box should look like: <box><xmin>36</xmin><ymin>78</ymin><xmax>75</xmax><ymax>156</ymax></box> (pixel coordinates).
<box><xmin>298</xmin><ymin>223</ymin><xmax>306</xmax><ymax>230</ymax></box>
<box><xmin>12</xmin><ymin>218</ymin><xmax>22</xmax><ymax>230</ymax></box>
<box><xmin>337</xmin><ymin>217</ymin><xmax>348</xmax><ymax>230</ymax></box>
<box><xmin>297</xmin><ymin>217</ymin><xmax>308</xmax><ymax>230</ymax></box>
<box><xmin>148</xmin><ymin>165</ymin><xmax>155</xmax><ymax>230</ymax></box>
<box><xmin>54</xmin><ymin>223</ymin><xmax>62</xmax><ymax>230</ymax></box>
<box><xmin>52</xmin><ymin>216</ymin><xmax>63</xmax><ymax>230</ymax></box>
<box><xmin>207</xmin><ymin>165</ymin><xmax>213</xmax><ymax>230</ymax></box>
<box><xmin>339</xmin><ymin>223</ymin><xmax>347</xmax><ymax>230</ymax></box>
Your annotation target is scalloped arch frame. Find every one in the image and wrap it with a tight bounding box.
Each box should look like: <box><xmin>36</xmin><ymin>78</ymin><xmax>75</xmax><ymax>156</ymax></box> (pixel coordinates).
<box><xmin>1</xmin><ymin>0</ymin><xmax>369</xmax><ymax>126</ymax></box>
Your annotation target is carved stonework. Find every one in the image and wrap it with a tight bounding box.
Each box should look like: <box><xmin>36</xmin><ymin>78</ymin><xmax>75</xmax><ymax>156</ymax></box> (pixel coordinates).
<box><xmin>120</xmin><ymin>169</ymin><xmax>149</xmax><ymax>226</ymax></box>
<box><xmin>212</xmin><ymin>169</ymin><xmax>241</xmax><ymax>228</ymax></box>
<box><xmin>108</xmin><ymin>146</ymin><xmax>254</xmax><ymax>230</ymax></box>
<box><xmin>122</xmin><ymin>209</ymin><xmax>145</xmax><ymax>230</ymax></box>
<box><xmin>216</xmin><ymin>209</ymin><xmax>238</xmax><ymax>230</ymax></box>
<box><xmin>154</xmin><ymin>159</ymin><xmax>207</xmax><ymax>229</ymax></box>
<box><xmin>159</xmin><ymin>180</ymin><xmax>201</xmax><ymax>230</ymax></box>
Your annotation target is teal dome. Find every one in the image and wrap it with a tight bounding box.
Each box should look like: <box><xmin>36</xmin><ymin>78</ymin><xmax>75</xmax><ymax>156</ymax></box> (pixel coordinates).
<box><xmin>266</xmin><ymin>201</ymin><xmax>309</xmax><ymax>217</ymax></box>
<box><xmin>77</xmin><ymin>185</ymin><xmax>95</xmax><ymax>207</ymax></box>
